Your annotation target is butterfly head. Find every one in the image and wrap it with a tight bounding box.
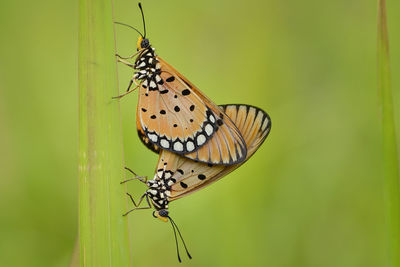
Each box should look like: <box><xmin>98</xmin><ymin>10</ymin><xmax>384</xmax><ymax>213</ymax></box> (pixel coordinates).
<box><xmin>137</xmin><ymin>2</ymin><xmax>150</xmax><ymax>50</ymax></box>
<box><xmin>153</xmin><ymin>209</ymin><xmax>169</xmax><ymax>222</ymax></box>
<box><xmin>137</xmin><ymin>36</ymin><xmax>150</xmax><ymax>50</ymax></box>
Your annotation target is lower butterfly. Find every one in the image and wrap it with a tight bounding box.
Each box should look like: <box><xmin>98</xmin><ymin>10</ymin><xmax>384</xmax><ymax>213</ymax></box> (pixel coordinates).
<box><xmin>122</xmin><ymin>104</ymin><xmax>271</xmax><ymax>262</ymax></box>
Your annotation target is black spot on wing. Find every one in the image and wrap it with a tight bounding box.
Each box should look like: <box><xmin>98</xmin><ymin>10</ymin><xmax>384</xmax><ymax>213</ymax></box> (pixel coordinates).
<box><xmin>180</xmin><ymin>182</ymin><xmax>188</xmax><ymax>188</ymax></box>
<box><xmin>166</xmin><ymin>76</ymin><xmax>175</xmax><ymax>82</ymax></box>
<box><xmin>182</xmin><ymin>89</ymin><xmax>190</xmax><ymax>96</ymax></box>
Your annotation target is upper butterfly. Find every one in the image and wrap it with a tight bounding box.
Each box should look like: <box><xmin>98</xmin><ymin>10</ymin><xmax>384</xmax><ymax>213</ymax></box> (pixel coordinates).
<box><xmin>115</xmin><ymin>3</ymin><xmax>247</xmax><ymax>165</ymax></box>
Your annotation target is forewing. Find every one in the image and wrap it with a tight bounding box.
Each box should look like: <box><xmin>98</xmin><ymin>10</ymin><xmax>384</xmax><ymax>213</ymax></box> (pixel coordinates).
<box><xmin>137</xmin><ymin>57</ymin><xmax>247</xmax><ymax>165</ymax></box>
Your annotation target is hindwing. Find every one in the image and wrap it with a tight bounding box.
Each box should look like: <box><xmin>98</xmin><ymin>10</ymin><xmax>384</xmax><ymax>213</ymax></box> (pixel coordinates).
<box><xmin>153</xmin><ymin>104</ymin><xmax>271</xmax><ymax>201</ymax></box>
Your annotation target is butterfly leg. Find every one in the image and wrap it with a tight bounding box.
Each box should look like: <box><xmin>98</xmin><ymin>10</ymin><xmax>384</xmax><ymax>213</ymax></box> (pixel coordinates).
<box><xmin>115</xmin><ymin>49</ymin><xmax>143</xmax><ymax>60</ymax></box>
<box><xmin>125</xmin><ymin>79</ymin><xmax>134</xmax><ymax>92</ymax></box>
<box><xmin>112</xmin><ymin>83</ymin><xmax>140</xmax><ymax>99</ymax></box>
<box><xmin>123</xmin><ymin>192</ymin><xmax>152</xmax><ymax>216</ymax></box>
<box><xmin>120</xmin><ymin>166</ymin><xmax>147</xmax><ymax>184</ymax></box>
<box><xmin>116</xmin><ymin>57</ymin><xmax>135</xmax><ymax>68</ymax></box>
<box><xmin>116</xmin><ymin>53</ymin><xmax>136</xmax><ymax>60</ymax></box>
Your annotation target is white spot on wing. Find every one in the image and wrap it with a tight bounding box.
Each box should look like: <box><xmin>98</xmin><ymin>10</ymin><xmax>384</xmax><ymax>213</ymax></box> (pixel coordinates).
<box><xmin>186</xmin><ymin>141</ymin><xmax>195</xmax><ymax>152</ymax></box>
<box><xmin>173</xmin><ymin>141</ymin><xmax>184</xmax><ymax>152</ymax></box>
<box><xmin>209</xmin><ymin>114</ymin><xmax>216</xmax><ymax>123</ymax></box>
<box><xmin>148</xmin><ymin>133</ymin><xmax>158</xmax><ymax>142</ymax></box>
<box><xmin>160</xmin><ymin>139</ymin><xmax>170</xmax><ymax>148</ymax></box>
<box><xmin>205</xmin><ymin>124</ymin><xmax>213</xmax><ymax>136</ymax></box>
<box><xmin>196</xmin><ymin>134</ymin><xmax>206</xmax><ymax>146</ymax></box>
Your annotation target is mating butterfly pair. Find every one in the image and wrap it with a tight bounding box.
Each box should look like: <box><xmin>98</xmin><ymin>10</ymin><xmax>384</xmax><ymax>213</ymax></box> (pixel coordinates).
<box><xmin>116</xmin><ymin>3</ymin><xmax>271</xmax><ymax>262</ymax></box>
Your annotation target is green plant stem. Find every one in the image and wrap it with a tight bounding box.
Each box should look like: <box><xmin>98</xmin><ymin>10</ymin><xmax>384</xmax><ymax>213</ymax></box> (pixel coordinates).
<box><xmin>78</xmin><ymin>0</ymin><xmax>132</xmax><ymax>266</ymax></box>
<box><xmin>377</xmin><ymin>1</ymin><xmax>400</xmax><ymax>266</ymax></box>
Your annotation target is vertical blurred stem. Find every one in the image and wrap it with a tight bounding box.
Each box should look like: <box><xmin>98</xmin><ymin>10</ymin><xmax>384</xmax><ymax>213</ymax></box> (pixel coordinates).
<box><xmin>78</xmin><ymin>0</ymin><xmax>132</xmax><ymax>266</ymax></box>
<box><xmin>377</xmin><ymin>0</ymin><xmax>400</xmax><ymax>266</ymax></box>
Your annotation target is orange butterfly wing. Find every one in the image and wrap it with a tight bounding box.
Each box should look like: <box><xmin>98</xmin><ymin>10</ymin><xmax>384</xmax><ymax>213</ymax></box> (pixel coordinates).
<box><xmin>153</xmin><ymin>104</ymin><xmax>271</xmax><ymax>201</ymax></box>
<box><xmin>137</xmin><ymin>56</ymin><xmax>247</xmax><ymax>165</ymax></box>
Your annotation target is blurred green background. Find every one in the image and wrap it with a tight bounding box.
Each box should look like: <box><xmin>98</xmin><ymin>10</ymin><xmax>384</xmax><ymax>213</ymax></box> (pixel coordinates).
<box><xmin>1</xmin><ymin>0</ymin><xmax>400</xmax><ymax>266</ymax></box>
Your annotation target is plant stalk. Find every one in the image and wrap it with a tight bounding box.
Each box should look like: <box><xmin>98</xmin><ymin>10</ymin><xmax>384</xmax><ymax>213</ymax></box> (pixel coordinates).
<box><xmin>78</xmin><ymin>0</ymin><xmax>132</xmax><ymax>266</ymax></box>
<box><xmin>377</xmin><ymin>1</ymin><xmax>400</xmax><ymax>266</ymax></box>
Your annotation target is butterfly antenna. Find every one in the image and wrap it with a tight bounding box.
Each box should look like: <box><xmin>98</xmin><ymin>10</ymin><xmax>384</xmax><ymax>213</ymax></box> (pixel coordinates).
<box><xmin>138</xmin><ymin>2</ymin><xmax>147</xmax><ymax>37</ymax></box>
<box><xmin>114</xmin><ymin>21</ymin><xmax>144</xmax><ymax>38</ymax></box>
<box><xmin>169</xmin><ymin>216</ymin><xmax>192</xmax><ymax>260</ymax></box>
<box><xmin>169</xmin><ymin>218</ymin><xmax>182</xmax><ymax>262</ymax></box>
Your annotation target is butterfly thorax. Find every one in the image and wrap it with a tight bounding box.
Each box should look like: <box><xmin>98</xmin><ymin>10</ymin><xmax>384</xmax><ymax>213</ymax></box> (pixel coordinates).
<box><xmin>133</xmin><ymin>47</ymin><xmax>164</xmax><ymax>91</ymax></box>
<box><xmin>146</xmin><ymin>169</ymin><xmax>176</xmax><ymax>210</ymax></box>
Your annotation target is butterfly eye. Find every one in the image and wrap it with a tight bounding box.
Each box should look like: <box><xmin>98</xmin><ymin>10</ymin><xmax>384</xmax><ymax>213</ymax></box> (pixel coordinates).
<box><xmin>159</xmin><ymin>209</ymin><xmax>169</xmax><ymax>217</ymax></box>
<box><xmin>141</xmin><ymin>38</ymin><xmax>150</xmax><ymax>49</ymax></box>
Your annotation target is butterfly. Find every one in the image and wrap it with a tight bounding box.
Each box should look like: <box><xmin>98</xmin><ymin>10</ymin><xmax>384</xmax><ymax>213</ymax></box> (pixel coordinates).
<box><xmin>115</xmin><ymin>3</ymin><xmax>247</xmax><ymax>165</ymax></box>
<box><xmin>122</xmin><ymin>104</ymin><xmax>271</xmax><ymax>262</ymax></box>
